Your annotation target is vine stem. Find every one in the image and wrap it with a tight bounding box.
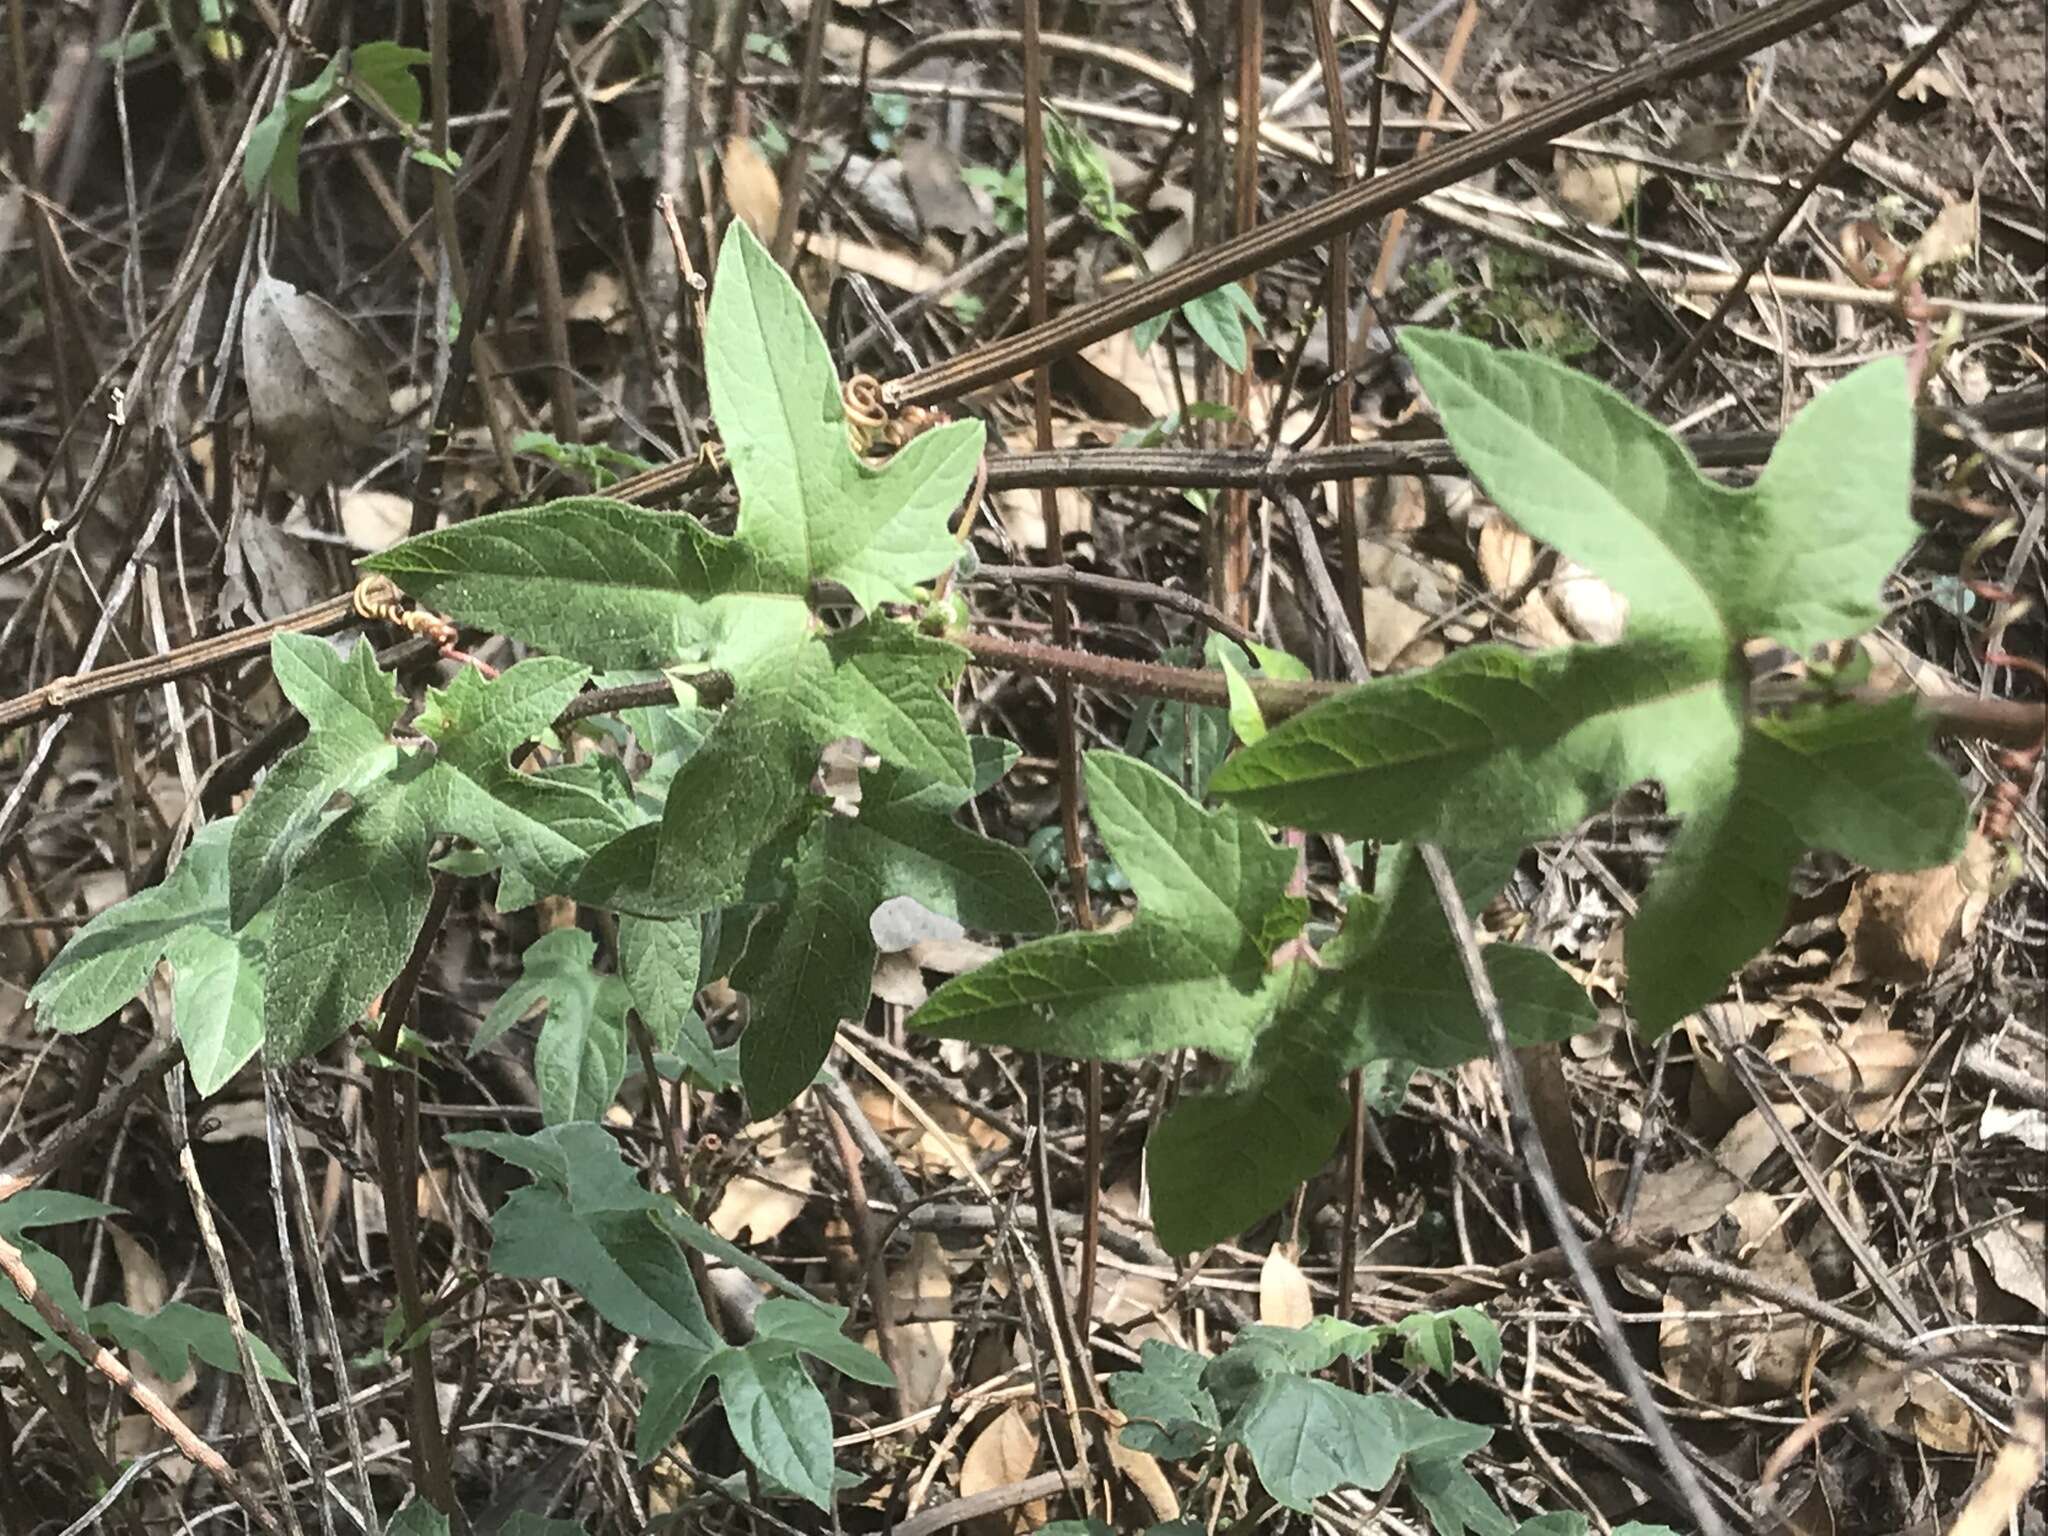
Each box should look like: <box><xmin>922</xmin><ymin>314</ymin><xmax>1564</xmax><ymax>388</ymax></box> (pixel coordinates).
<box><xmin>1020</xmin><ymin>0</ymin><xmax>1107</xmax><ymax>1405</ymax></box>
<box><xmin>1416</xmin><ymin>842</ymin><xmax>1734</xmax><ymax>1536</ymax></box>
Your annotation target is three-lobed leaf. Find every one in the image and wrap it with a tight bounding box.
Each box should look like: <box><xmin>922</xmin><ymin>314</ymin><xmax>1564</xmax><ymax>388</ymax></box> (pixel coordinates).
<box><xmin>733</xmin><ymin>755</ymin><xmax>1054</xmax><ymax>1111</ymax></box>
<box><xmin>28</xmin><ymin>820</ymin><xmax>267</xmax><ymax>1095</ymax></box>
<box><xmin>1211</xmin><ymin>331</ymin><xmax>1967</xmax><ymax>1031</ymax></box>
<box><xmin>912</xmin><ymin>759</ymin><xmax>1594</xmax><ymax>1249</ymax></box>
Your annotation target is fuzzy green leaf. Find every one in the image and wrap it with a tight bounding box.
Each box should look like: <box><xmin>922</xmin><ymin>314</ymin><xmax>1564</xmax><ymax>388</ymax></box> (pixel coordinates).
<box><xmin>909</xmin><ymin>752</ymin><xmax>1302</xmax><ymax>1062</ymax></box>
<box><xmin>475</xmin><ymin>928</ymin><xmax>630</xmax><ymax>1125</ymax></box>
<box><xmin>712</xmin><ymin>1347</ymin><xmax>835</xmax><ymax>1509</ymax></box>
<box><xmin>707</xmin><ymin>221</ymin><xmax>984</xmax><ymax>610</ymax></box>
<box><xmin>257</xmin><ymin>640</ymin><xmax>626</xmax><ymax>1060</ymax></box>
<box><xmin>1211</xmin><ymin>335</ymin><xmax>1966</xmax><ymax>1031</ymax></box>
<box><xmin>28</xmin><ymin>820</ymin><xmax>267</xmax><ymax>1095</ymax></box>
<box><xmin>734</xmin><ymin>756</ymin><xmax>1054</xmax><ymax>1112</ymax></box>
<box><xmin>348</xmin><ymin>41</ymin><xmax>428</xmax><ymax>128</ymax></box>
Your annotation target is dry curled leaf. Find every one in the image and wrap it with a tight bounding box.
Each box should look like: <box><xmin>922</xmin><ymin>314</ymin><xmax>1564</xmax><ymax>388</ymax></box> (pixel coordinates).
<box><xmin>722</xmin><ymin>136</ymin><xmax>782</xmax><ymax>246</ymax></box>
<box><xmin>1840</xmin><ymin>830</ymin><xmax>1997</xmax><ymax>983</ymax></box>
<box><xmin>959</xmin><ymin>1403</ymin><xmax>1043</xmax><ymax>1535</ymax></box>
<box><xmin>868</xmin><ymin>1231</ymin><xmax>954</xmax><ymax>1412</ymax></box>
<box><xmin>707</xmin><ymin>1122</ymin><xmax>815</xmax><ymax>1243</ymax></box>
<box><xmin>1553</xmin><ymin>150</ymin><xmax>1645</xmax><ymax>225</ymax></box>
<box><xmin>1259</xmin><ymin>1242</ymin><xmax>1314</xmax><ymax>1328</ymax></box>
<box><xmin>241</xmin><ymin>274</ymin><xmax>385</xmax><ymax>495</ymax></box>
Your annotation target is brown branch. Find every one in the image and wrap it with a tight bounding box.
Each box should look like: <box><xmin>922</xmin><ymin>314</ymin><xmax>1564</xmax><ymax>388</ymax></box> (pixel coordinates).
<box><xmin>883</xmin><ymin>0</ymin><xmax>1871</xmax><ymax>408</ymax></box>
<box><xmin>0</xmin><ymin>1222</ymin><xmax>283</xmax><ymax>1534</ymax></box>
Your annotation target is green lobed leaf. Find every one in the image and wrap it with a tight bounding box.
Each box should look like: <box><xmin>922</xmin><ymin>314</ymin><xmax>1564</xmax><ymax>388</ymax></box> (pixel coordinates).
<box><xmin>1229</xmin><ymin>1376</ymin><xmax>1401</xmax><ymax>1509</ymax></box>
<box><xmin>28</xmin><ymin>820</ymin><xmax>268</xmax><ymax>1095</ymax></box>
<box><xmin>1211</xmin><ymin>334</ymin><xmax>1966</xmax><ymax>1032</ymax></box>
<box><xmin>348</xmin><ymin>41</ymin><xmax>429</xmax><ymax>128</ymax></box>
<box><xmin>387</xmin><ymin>1497</ymin><xmax>451</xmax><ymax>1536</ymax></box>
<box><xmin>243</xmin><ymin>54</ymin><xmax>342</xmax><ymax>213</ymax></box>
<box><xmin>256</xmin><ymin>644</ymin><xmax>626</xmax><ymax>1060</ymax></box>
<box><xmin>1109</xmin><ymin>1340</ymin><xmax>1219</xmax><ymax>1460</ymax></box>
<box><xmin>1407</xmin><ymin>1455</ymin><xmax>1516</xmax><ymax>1536</ymax></box>
<box><xmin>618</xmin><ymin>912</ymin><xmax>708</xmax><ymax>1064</ymax></box>
<box><xmin>448</xmin><ymin>1121</ymin><xmax>662</xmax><ymax>1217</ymax></box>
<box><xmin>1146</xmin><ymin>846</ymin><xmax>1595</xmax><ymax>1251</ymax></box>
<box><xmin>633</xmin><ymin>1339</ymin><xmax>722</xmax><ymax>1465</ymax></box>
<box><xmin>750</xmin><ymin>1298</ymin><xmax>894</xmax><ymax>1388</ymax></box>
<box><xmin>911</xmin><ymin>751</ymin><xmax>1302</xmax><ymax>1062</ymax></box>
<box><xmin>87</xmin><ymin>1301</ymin><xmax>292</xmax><ymax>1383</ymax></box>
<box><xmin>707</xmin><ymin>220</ymin><xmax>985</xmax><ymax>610</ymax></box>
<box><xmin>475</xmin><ymin>928</ymin><xmax>630</xmax><ymax>1125</ymax></box>
<box><xmin>712</xmin><ymin>1346</ymin><xmax>836</xmax><ymax>1509</ymax></box>
<box><xmin>487</xmin><ymin>1187</ymin><xmax>717</xmax><ymax>1349</ymax></box>
<box><xmin>734</xmin><ymin>755</ymin><xmax>1053</xmax><ymax>1112</ymax></box>
<box><xmin>232</xmin><ymin>633</ymin><xmax>404</xmax><ymax>927</ymax></box>
<box><xmin>364</xmin><ymin>497</ymin><xmax>789</xmax><ymax>671</ymax></box>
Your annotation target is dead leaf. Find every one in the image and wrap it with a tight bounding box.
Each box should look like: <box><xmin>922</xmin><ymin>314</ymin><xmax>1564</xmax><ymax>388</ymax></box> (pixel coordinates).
<box><xmin>900</xmin><ymin>136</ymin><xmax>988</xmax><ymax>239</ymax></box>
<box><xmin>959</xmin><ymin>1404</ymin><xmax>1043</xmax><ymax>1535</ymax></box>
<box><xmin>1659</xmin><ymin>1193</ymin><xmax>1815</xmax><ymax>1404</ymax></box>
<box><xmin>417</xmin><ymin>1166</ymin><xmax>455</xmax><ymax>1230</ymax></box>
<box><xmin>1841</xmin><ymin>829</ymin><xmax>2002</xmax><ymax>985</ymax></box>
<box><xmin>1974</xmin><ymin>1216</ymin><xmax>2047</xmax><ymax>1314</ymax></box>
<box><xmin>871</xmin><ymin>950</ymin><xmax>928</xmax><ymax>1009</ymax></box>
<box><xmin>1070</xmin><ymin>331</ymin><xmax>1174</xmax><ymax>424</ymax></box>
<box><xmin>708</xmin><ymin>1123</ymin><xmax>815</xmax><ymax>1243</ymax></box>
<box><xmin>870</xmin><ymin>894</ymin><xmax>964</xmax><ymax>953</ymax></box>
<box><xmin>1912</xmin><ymin>194</ymin><xmax>1979</xmax><ymax>276</ymax></box>
<box><xmin>241</xmin><ymin>274</ymin><xmax>385</xmax><ymax>495</ymax></box>
<box><xmin>1607</xmin><ymin>1156</ymin><xmax>1744</xmax><ymax>1237</ymax></box>
<box><xmin>221</xmin><ymin>514</ymin><xmax>326</xmax><ymax>622</ymax></box>
<box><xmin>1944</xmin><ymin>1359</ymin><xmax>2045</xmax><ymax>1536</ymax></box>
<box><xmin>565</xmin><ymin>269</ymin><xmax>629</xmax><ymax>331</ymax></box>
<box><xmin>1107</xmin><ymin>1432</ymin><xmax>1182</xmax><ymax>1523</ymax></box>
<box><xmin>908</xmin><ymin>935</ymin><xmax>1001</xmax><ymax>975</ymax></box>
<box><xmin>1774</xmin><ymin>1021</ymin><xmax>1922</xmax><ymax>1128</ymax></box>
<box><xmin>1259</xmin><ymin>1243</ymin><xmax>1313</xmax><ymax>1327</ymax></box>
<box><xmin>723</xmin><ymin>136</ymin><xmax>782</xmax><ymax>245</ymax></box>
<box><xmin>1549</xmin><ymin>559</ymin><xmax>1628</xmax><ymax>643</ymax></box>
<box><xmin>336</xmin><ymin>490</ymin><xmax>413</xmax><ymax>552</ymax></box>
<box><xmin>1359</xmin><ymin>588</ymin><xmax>1438</xmax><ymax>673</ymax></box>
<box><xmin>798</xmin><ymin>231</ymin><xmax>949</xmax><ymax>295</ymax></box>
<box><xmin>868</xmin><ymin>1231</ymin><xmax>954</xmax><ymax>1412</ymax></box>
<box><xmin>1477</xmin><ymin>516</ymin><xmax>1537</xmax><ymax>595</ymax></box>
<box><xmin>1554</xmin><ymin>150</ymin><xmax>1644</xmax><ymax>225</ymax></box>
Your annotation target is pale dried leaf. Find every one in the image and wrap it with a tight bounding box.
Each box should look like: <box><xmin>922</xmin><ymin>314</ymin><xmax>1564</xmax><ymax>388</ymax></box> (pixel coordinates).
<box><xmin>1476</xmin><ymin>516</ymin><xmax>1536</xmax><ymax>595</ymax></box>
<box><xmin>907</xmin><ymin>935</ymin><xmax>1001</xmax><ymax>975</ymax></box>
<box><xmin>565</xmin><ymin>269</ymin><xmax>628</xmax><ymax>331</ymax></box>
<box><xmin>871</xmin><ymin>895</ymin><xmax>964</xmax><ymax>953</ymax></box>
<box><xmin>1973</xmin><ymin>1217</ymin><xmax>2047</xmax><ymax>1314</ymax></box>
<box><xmin>1911</xmin><ymin>195</ymin><xmax>1979</xmax><ymax>272</ymax></box>
<box><xmin>900</xmin><ymin>137</ymin><xmax>989</xmax><ymax>239</ymax></box>
<box><xmin>722</xmin><ymin>137</ymin><xmax>782</xmax><ymax>245</ymax></box>
<box><xmin>242</xmin><ymin>275</ymin><xmax>385</xmax><ymax>495</ymax></box>
<box><xmin>1622</xmin><ymin>1156</ymin><xmax>1744</xmax><ymax>1237</ymax></box>
<box><xmin>708</xmin><ymin>1136</ymin><xmax>815</xmax><ymax>1244</ymax></box>
<box><xmin>1259</xmin><ymin>1243</ymin><xmax>1314</xmax><ymax>1327</ymax></box>
<box><xmin>1549</xmin><ymin>559</ymin><xmax>1629</xmax><ymax>643</ymax></box>
<box><xmin>870</xmin><ymin>950</ymin><xmax>928</xmax><ymax>1009</ymax></box>
<box><xmin>1840</xmin><ymin>830</ymin><xmax>1996</xmax><ymax>982</ymax></box>
<box><xmin>799</xmin><ymin>231</ymin><xmax>948</xmax><ymax>294</ymax></box>
<box><xmin>868</xmin><ymin>1231</ymin><xmax>954</xmax><ymax>1412</ymax></box>
<box><xmin>337</xmin><ymin>490</ymin><xmax>413</xmax><ymax>552</ymax></box>
<box><xmin>959</xmin><ymin>1404</ymin><xmax>1043</xmax><ymax>1535</ymax></box>
<box><xmin>1553</xmin><ymin>151</ymin><xmax>1644</xmax><ymax>225</ymax></box>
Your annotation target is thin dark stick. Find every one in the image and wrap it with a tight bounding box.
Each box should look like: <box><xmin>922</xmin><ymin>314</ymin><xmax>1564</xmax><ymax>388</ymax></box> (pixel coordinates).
<box><xmin>407</xmin><ymin>0</ymin><xmax>567</xmax><ymax>536</ymax></box>
<box><xmin>1642</xmin><ymin>0</ymin><xmax>1985</xmax><ymax>406</ymax></box>
<box><xmin>1417</xmin><ymin>843</ymin><xmax>1733</xmax><ymax>1536</ymax></box>
<box><xmin>367</xmin><ymin>874</ymin><xmax>462</xmax><ymax>1520</ymax></box>
<box><xmin>888</xmin><ymin>0</ymin><xmax>1870</xmax><ymax>408</ymax></box>
<box><xmin>1019</xmin><ymin>0</ymin><xmax>1105</xmax><ymax>1374</ymax></box>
